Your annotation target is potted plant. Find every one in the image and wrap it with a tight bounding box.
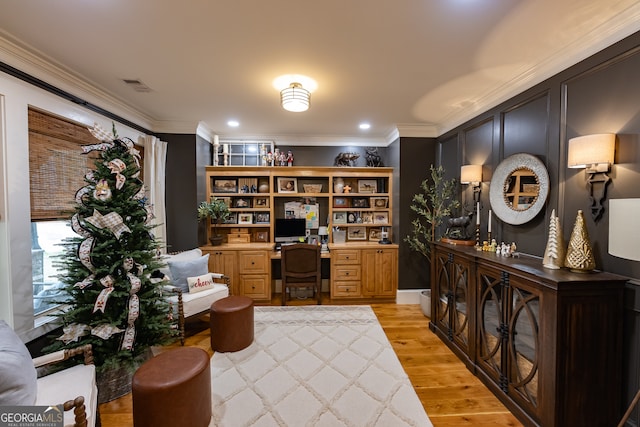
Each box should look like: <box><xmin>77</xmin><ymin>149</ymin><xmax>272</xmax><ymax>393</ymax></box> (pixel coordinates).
<box><xmin>404</xmin><ymin>165</ymin><xmax>459</xmax><ymax>317</ymax></box>
<box><xmin>198</xmin><ymin>198</ymin><xmax>231</xmax><ymax>246</ymax></box>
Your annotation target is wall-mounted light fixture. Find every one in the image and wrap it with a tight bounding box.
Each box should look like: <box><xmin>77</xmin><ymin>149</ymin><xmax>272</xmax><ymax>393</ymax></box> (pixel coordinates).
<box><xmin>567</xmin><ymin>133</ymin><xmax>616</xmax><ymax>222</ymax></box>
<box><xmin>460</xmin><ymin>164</ymin><xmax>483</xmax><ymax>203</ymax></box>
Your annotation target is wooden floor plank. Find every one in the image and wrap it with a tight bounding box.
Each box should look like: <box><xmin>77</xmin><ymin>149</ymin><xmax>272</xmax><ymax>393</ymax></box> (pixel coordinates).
<box><xmin>98</xmin><ymin>302</ymin><xmax>522</xmax><ymax>426</ymax></box>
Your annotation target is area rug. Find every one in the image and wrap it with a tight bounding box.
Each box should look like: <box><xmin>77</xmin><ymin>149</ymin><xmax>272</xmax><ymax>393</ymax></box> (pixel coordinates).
<box><xmin>209</xmin><ymin>305</ymin><xmax>433</xmax><ymax>427</ymax></box>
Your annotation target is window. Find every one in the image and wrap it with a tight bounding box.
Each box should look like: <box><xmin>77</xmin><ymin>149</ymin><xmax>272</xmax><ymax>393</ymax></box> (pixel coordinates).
<box><xmin>31</xmin><ymin>220</ymin><xmax>73</xmax><ymax>314</ymax></box>
<box><xmin>217</xmin><ymin>140</ymin><xmax>274</xmax><ymax>166</ymax></box>
<box><xmin>28</xmin><ymin>108</ymin><xmax>144</xmax><ymax>316</ymax></box>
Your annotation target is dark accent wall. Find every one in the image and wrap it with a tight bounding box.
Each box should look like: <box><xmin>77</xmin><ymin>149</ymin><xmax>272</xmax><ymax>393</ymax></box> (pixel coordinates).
<box><xmin>436</xmin><ymin>30</ymin><xmax>640</xmax><ymax>425</ymax></box>
<box><xmin>276</xmin><ymin>145</ymin><xmax>387</xmax><ymax>168</ymax></box>
<box><xmin>161</xmin><ymin>133</ymin><xmax>211</xmax><ymax>252</ymax></box>
<box><xmin>397</xmin><ymin>137</ymin><xmax>437</xmax><ymax>289</ymax></box>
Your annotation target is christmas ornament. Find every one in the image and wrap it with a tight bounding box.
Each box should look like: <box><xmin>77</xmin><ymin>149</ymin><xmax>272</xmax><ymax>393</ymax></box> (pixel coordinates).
<box><xmin>93</xmin><ymin>179</ymin><xmax>112</xmax><ymax>201</ymax></box>
<box><xmin>543</xmin><ymin>209</ymin><xmax>566</xmax><ymax>269</ymax></box>
<box><xmin>564</xmin><ymin>210</ymin><xmax>596</xmax><ymax>272</ymax></box>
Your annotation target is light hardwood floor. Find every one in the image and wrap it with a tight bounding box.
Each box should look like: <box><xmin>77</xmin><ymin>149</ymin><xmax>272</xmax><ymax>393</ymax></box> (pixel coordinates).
<box><xmin>99</xmin><ymin>300</ymin><xmax>522</xmax><ymax>426</ymax></box>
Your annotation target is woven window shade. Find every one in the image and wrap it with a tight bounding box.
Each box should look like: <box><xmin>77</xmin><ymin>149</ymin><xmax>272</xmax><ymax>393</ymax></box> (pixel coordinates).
<box><xmin>28</xmin><ymin>108</ymin><xmax>144</xmax><ymax>220</ymax></box>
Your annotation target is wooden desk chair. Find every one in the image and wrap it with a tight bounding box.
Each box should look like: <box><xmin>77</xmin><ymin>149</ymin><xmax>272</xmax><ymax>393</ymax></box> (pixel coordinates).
<box><xmin>280</xmin><ymin>243</ymin><xmax>321</xmax><ymax>305</ymax></box>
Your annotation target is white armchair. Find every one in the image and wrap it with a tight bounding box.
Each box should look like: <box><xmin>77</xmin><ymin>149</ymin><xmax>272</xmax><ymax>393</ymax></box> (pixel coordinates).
<box><xmin>33</xmin><ymin>344</ymin><xmax>97</xmax><ymax>427</ymax></box>
<box><xmin>159</xmin><ymin>248</ymin><xmax>230</xmax><ymax>345</ymax></box>
<box><xmin>0</xmin><ymin>321</ymin><xmax>97</xmax><ymax>427</ymax></box>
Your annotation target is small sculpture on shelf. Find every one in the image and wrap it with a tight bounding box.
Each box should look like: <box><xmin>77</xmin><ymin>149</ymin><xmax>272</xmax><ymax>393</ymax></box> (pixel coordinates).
<box><xmin>543</xmin><ymin>208</ymin><xmax>565</xmax><ymax>269</ymax></box>
<box><xmin>365</xmin><ymin>147</ymin><xmax>384</xmax><ymax>167</ymax></box>
<box><xmin>445</xmin><ymin>212</ymin><xmax>474</xmax><ymax>241</ymax></box>
<box><xmin>287</xmin><ymin>150</ymin><xmax>294</xmax><ymax>166</ymax></box>
<box><xmin>334</xmin><ymin>152</ymin><xmax>360</xmax><ymax>167</ymax></box>
<box><xmin>564</xmin><ymin>210</ymin><xmax>596</xmax><ymax>272</ymax></box>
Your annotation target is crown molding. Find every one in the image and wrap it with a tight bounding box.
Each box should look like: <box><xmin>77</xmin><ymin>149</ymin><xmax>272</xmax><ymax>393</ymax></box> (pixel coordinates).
<box><xmin>435</xmin><ymin>4</ymin><xmax>640</xmax><ymax>136</ymax></box>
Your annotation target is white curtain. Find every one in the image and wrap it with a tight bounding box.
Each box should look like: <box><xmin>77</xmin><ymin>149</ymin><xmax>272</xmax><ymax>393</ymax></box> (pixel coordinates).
<box><xmin>141</xmin><ymin>135</ymin><xmax>168</xmax><ymax>254</ymax></box>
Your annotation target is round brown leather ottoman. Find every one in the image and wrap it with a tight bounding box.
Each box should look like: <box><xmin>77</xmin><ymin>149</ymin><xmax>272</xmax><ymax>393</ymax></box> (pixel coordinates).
<box><xmin>132</xmin><ymin>347</ymin><xmax>211</xmax><ymax>427</ymax></box>
<box><xmin>210</xmin><ymin>295</ymin><xmax>254</xmax><ymax>352</ymax></box>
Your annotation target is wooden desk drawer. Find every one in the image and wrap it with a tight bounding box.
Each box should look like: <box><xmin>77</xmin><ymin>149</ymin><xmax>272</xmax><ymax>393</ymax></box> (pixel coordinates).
<box><xmin>239</xmin><ymin>251</ymin><xmax>268</xmax><ymax>273</ymax></box>
<box><xmin>333</xmin><ymin>250</ymin><xmax>360</xmax><ymax>264</ymax></box>
<box><xmin>333</xmin><ymin>265</ymin><xmax>361</xmax><ymax>281</ymax></box>
<box><xmin>332</xmin><ymin>281</ymin><xmax>361</xmax><ymax>297</ymax></box>
<box><xmin>240</xmin><ymin>274</ymin><xmax>269</xmax><ymax>298</ymax></box>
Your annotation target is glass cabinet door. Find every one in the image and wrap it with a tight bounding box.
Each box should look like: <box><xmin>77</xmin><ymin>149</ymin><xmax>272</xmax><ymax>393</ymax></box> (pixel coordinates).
<box><xmin>433</xmin><ymin>251</ymin><xmax>452</xmax><ymax>332</ymax></box>
<box><xmin>508</xmin><ymin>281</ymin><xmax>540</xmax><ymax>414</ymax></box>
<box><xmin>451</xmin><ymin>261</ymin><xmax>470</xmax><ymax>350</ymax></box>
<box><xmin>477</xmin><ymin>266</ymin><xmax>505</xmax><ymax>386</ymax></box>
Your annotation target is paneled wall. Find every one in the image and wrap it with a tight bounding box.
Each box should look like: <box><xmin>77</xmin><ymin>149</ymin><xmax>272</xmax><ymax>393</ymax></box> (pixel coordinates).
<box><xmin>436</xmin><ymin>30</ymin><xmax>640</xmax><ymax>425</ymax></box>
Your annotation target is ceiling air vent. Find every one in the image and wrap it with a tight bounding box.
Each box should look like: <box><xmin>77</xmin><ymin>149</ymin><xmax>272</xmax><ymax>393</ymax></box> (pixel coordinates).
<box><xmin>122</xmin><ymin>78</ymin><xmax>153</xmax><ymax>93</ymax></box>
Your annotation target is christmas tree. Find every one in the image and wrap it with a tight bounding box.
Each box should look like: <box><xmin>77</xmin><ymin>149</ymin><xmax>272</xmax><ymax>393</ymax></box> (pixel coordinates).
<box><xmin>49</xmin><ymin>123</ymin><xmax>174</xmax><ymax>372</ymax></box>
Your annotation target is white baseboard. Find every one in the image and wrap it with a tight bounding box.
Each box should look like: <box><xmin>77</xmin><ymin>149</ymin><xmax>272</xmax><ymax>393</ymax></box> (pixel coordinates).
<box><xmin>395</xmin><ymin>289</ymin><xmax>427</xmax><ymax>304</ymax></box>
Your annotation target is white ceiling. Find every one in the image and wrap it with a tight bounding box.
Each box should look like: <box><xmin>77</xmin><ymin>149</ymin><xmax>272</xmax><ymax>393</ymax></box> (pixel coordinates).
<box><xmin>1</xmin><ymin>0</ymin><xmax>639</xmax><ymax>145</ymax></box>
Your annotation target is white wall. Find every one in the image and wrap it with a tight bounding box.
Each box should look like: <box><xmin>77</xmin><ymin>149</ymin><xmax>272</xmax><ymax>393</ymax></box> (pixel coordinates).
<box><xmin>0</xmin><ymin>71</ymin><xmax>146</xmax><ymax>341</ymax></box>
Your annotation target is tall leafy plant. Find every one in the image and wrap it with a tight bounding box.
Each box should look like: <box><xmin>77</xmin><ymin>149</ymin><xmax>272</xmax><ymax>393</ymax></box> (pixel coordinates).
<box><xmin>404</xmin><ymin>165</ymin><xmax>460</xmax><ymax>262</ymax></box>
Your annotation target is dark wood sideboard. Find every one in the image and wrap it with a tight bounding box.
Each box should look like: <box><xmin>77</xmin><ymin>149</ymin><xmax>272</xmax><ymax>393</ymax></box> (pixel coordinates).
<box><xmin>430</xmin><ymin>241</ymin><xmax>627</xmax><ymax>427</ymax></box>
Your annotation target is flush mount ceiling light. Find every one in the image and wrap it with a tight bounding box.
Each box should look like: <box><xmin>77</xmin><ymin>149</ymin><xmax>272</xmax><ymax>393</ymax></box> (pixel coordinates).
<box><xmin>273</xmin><ymin>75</ymin><xmax>317</xmax><ymax>113</ymax></box>
<box><xmin>280</xmin><ymin>82</ymin><xmax>310</xmax><ymax>112</ymax></box>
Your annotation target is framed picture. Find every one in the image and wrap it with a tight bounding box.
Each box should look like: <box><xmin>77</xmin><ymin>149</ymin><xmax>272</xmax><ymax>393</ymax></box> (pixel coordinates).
<box><xmin>255</xmin><ymin>196</ymin><xmax>269</xmax><ymax>208</ymax></box>
<box><xmin>352</xmin><ymin>197</ymin><xmax>369</xmax><ymax>208</ymax></box>
<box><xmin>358</xmin><ymin>179</ymin><xmax>377</xmax><ymax>194</ymax></box>
<box><xmin>234</xmin><ymin>197</ymin><xmax>252</xmax><ymax>208</ymax></box>
<box><xmin>277</xmin><ymin>177</ymin><xmax>298</xmax><ymax>193</ymax></box>
<box><xmin>369</xmin><ymin>228</ymin><xmax>382</xmax><ymax>241</ymax></box>
<box><xmin>255</xmin><ymin>212</ymin><xmax>270</xmax><ymax>224</ymax></box>
<box><xmin>220</xmin><ymin>197</ymin><xmax>232</xmax><ymax>207</ymax></box>
<box><xmin>255</xmin><ymin>231</ymin><xmax>269</xmax><ymax>242</ymax></box>
<box><xmin>213</xmin><ymin>179</ymin><xmax>238</xmax><ymax>193</ymax></box>
<box><xmin>238</xmin><ymin>213</ymin><xmax>253</xmax><ymax>225</ymax></box>
<box><xmin>347</xmin><ymin>212</ymin><xmax>360</xmax><ymax>224</ymax></box>
<box><xmin>347</xmin><ymin>226</ymin><xmax>367</xmax><ymax>241</ymax></box>
<box><xmin>374</xmin><ymin>212</ymin><xmax>389</xmax><ymax>224</ymax></box>
<box><xmin>332</xmin><ymin>212</ymin><xmax>347</xmax><ymax>224</ymax></box>
<box><xmin>370</xmin><ymin>196</ymin><xmax>388</xmax><ymax>208</ymax></box>
<box><xmin>361</xmin><ymin>212</ymin><xmax>374</xmax><ymax>224</ymax></box>
<box><xmin>333</xmin><ymin>197</ymin><xmax>350</xmax><ymax>208</ymax></box>
<box><xmin>224</xmin><ymin>213</ymin><xmax>237</xmax><ymax>224</ymax></box>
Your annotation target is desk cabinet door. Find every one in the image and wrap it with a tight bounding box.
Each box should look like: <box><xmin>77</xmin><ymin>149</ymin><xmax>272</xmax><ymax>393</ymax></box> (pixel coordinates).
<box><xmin>362</xmin><ymin>248</ymin><xmax>397</xmax><ymax>297</ymax></box>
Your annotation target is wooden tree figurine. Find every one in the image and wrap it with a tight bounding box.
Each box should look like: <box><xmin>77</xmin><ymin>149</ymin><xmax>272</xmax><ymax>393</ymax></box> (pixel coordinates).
<box><xmin>543</xmin><ymin>209</ymin><xmax>565</xmax><ymax>269</ymax></box>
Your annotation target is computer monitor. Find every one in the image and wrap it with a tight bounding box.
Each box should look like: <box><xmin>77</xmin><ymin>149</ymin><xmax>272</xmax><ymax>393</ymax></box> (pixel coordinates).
<box><xmin>274</xmin><ymin>218</ymin><xmax>306</xmax><ymax>243</ymax></box>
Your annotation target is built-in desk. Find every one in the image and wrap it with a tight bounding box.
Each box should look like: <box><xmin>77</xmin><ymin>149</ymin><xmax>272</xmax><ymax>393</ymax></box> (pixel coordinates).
<box><xmin>201</xmin><ymin>242</ymin><xmax>398</xmax><ymax>302</ymax></box>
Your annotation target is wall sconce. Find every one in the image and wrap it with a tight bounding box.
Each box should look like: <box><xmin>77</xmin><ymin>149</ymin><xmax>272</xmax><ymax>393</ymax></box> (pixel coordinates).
<box><xmin>609</xmin><ymin>199</ymin><xmax>640</xmax><ymax>261</ymax></box>
<box><xmin>460</xmin><ymin>164</ymin><xmax>483</xmax><ymax>203</ymax></box>
<box><xmin>567</xmin><ymin>133</ymin><xmax>616</xmax><ymax>222</ymax></box>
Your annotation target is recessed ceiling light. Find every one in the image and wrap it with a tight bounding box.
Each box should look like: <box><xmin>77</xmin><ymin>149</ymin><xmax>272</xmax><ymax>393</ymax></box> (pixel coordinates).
<box><xmin>227</xmin><ymin>120</ymin><xmax>239</xmax><ymax>127</ymax></box>
<box><xmin>359</xmin><ymin>123</ymin><xmax>371</xmax><ymax>130</ymax></box>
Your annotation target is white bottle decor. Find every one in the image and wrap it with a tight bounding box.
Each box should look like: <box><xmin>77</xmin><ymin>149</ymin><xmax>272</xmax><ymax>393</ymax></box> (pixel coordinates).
<box><xmin>542</xmin><ymin>209</ymin><xmax>565</xmax><ymax>269</ymax></box>
<box><xmin>333</xmin><ymin>177</ymin><xmax>344</xmax><ymax>194</ymax></box>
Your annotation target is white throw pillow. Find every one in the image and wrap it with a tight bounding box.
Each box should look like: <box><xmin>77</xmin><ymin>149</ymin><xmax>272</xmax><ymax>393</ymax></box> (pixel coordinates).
<box><xmin>158</xmin><ymin>248</ymin><xmax>203</xmax><ymax>281</ymax></box>
<box><xmin>168</xmin><ymin>254</ymin><xmax>210</xmax><ymax>293</ymax></box>
<box><xmin>187</xmin><ymin>273</ymin><xmax>215</xmax><ymax>293</ymax></box>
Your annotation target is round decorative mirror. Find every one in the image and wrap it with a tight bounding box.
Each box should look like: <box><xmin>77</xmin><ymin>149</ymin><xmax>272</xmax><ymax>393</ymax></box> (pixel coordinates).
<box><xmin>489</xmin><ymin>153</ymin><xmax>549</xmax><ymax>225</ymax></box>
